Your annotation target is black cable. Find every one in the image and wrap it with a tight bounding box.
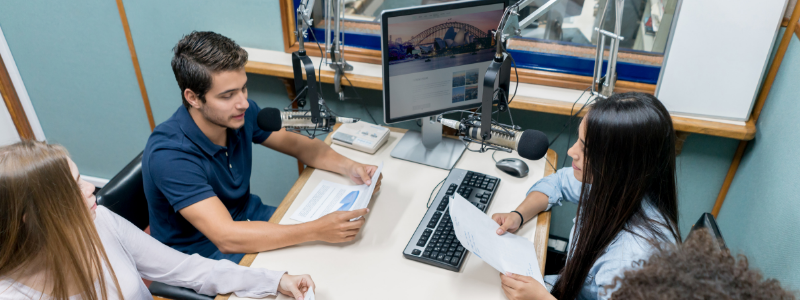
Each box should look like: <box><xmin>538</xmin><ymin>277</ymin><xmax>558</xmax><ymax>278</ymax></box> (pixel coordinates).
<box><xmin>548</xmin><ymin>87</ymin><xmax>591</xmax><ymax>148</ymax></box>
<box><xmin>560</xmin><ymin>95</ymin><xmax>597</xmax><ymax>168</ymax></box>
<box><xmin>307</xmin><ymin>28</ymin><xmax>325</xmax><ymax>100</ymax></box>
<box><xmin>286</xmin><ymin>86</ymin><xmax>309</xmax><ymax>109</ymax></box>
<box><xmin>427</xmin><ymin>178</ymin><xmax>447</xmax><ymax>208</ymax></box>
<box><xmin>342</xmin><ymin>73</ymin><xmax>379</xmax><ymax>124</ymax></box>
<box><xmin>505</xmin><ymin>48</ymin><xmax>520</xmax><ymax>104</ymax></box>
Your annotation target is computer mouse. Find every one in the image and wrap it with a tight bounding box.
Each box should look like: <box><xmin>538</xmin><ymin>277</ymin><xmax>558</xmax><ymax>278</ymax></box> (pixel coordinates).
<box><xmin>496</xmin><ymin>158</ymin><xmax>529</xmax><ymax>178</ymax></box>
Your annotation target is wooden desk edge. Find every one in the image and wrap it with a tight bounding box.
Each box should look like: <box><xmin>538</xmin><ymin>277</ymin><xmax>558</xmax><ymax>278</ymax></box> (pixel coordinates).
<box><xmin>215</xmin><ymin>129</ymin><xmax>552</xmax><ymax>300</ymax></box>
<box><xmin>246</xmin><ymin>61</ymin><xmax>756</xmax><ymax>141</ymax></box>
<box><xmin>535</xmin><ymin>149</ymin><xmax>557</xmax><ymax>275</ymax></box>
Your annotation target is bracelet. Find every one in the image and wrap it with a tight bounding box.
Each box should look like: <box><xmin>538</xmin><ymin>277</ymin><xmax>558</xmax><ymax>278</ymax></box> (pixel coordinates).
<box><xmin>511</xmin><ymin>210</ymin><xmax>525</xmax><ymax>225</ymax></box>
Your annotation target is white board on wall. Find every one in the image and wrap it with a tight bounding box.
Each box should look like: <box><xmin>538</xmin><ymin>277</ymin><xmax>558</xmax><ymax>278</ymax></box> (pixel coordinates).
<box><xmin>656</xmin><ymin>0</ymin><xmax>788</xmax><ymax>121</ymax></box>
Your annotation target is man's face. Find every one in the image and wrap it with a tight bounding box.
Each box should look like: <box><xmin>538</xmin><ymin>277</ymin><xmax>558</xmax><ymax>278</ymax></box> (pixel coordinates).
<box><xmin>196</xmin><ymin>69</ymin><xmax>249</xmax><ymax>129</ymax></box>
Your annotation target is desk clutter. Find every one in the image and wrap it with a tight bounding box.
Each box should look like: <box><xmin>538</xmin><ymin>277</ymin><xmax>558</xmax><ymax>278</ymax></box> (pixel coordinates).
<box><xmin>233</xmin><ymin>128</ymin><xmax>548</xmax><ymax>300</ymax></box>
<box><xmin>403</xmin><ymin>169</ymin><xmax>500</xmax><ymax>271</ymax></box>
<box><xmin>332</xmin><ymin>122</ymin><xmax>390</xmax><ymax>154</ymax></box>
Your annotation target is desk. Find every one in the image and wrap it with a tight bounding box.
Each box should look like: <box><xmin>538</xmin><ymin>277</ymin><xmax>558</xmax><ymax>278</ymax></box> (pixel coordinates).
<box><xmin>215</xmin><ymin>127</ymin><xmax>555</xmax><ymax>300</ymax></box>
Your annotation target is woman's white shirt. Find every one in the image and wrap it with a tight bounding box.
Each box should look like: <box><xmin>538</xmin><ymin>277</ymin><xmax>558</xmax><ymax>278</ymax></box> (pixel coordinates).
<box><xmin>0</xmin><ymin>206</ymin><xmax>284</xmax><ymax>299</ymax></box>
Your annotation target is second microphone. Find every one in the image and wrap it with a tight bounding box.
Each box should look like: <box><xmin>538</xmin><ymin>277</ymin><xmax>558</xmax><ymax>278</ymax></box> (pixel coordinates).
<box><xmin>257</xmin><ymin>107</ymin><xmax>360</xmax><ymax>131</ymax></box>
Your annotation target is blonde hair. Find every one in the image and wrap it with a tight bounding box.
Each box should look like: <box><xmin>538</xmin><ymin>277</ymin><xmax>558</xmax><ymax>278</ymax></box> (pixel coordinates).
<box><xmin>0</xmin><ymin>140</ymin><xmax>123</xmax><ymax>300</ymax></box>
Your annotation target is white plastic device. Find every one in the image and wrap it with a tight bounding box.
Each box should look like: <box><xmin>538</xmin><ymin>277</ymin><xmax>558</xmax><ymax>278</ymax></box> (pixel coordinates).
<box><xmin>332</xmin><ymin>121</ymin><xmax>390</xmax><ymax>154</ymax></box>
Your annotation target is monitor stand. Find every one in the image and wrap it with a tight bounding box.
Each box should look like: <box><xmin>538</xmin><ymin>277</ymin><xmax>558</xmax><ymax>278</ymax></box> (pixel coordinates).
<box><xmin>390</xmin><ymin>117</ymin><xmax>466</xmax><ymax>170</ymax></box>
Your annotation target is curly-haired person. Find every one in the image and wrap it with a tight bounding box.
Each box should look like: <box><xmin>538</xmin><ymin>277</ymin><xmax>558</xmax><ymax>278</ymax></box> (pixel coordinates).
<box><xmin>609</xmin><ymin>229</ymin><xmax>796</xmax><ymax>300</ymax></box>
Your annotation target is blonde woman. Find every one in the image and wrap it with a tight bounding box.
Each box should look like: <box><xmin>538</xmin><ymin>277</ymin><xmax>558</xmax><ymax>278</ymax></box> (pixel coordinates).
<box><xmin>0</xmin><ymin>140</ymin><xmax>314</xmax><ymax>300</ymax></box>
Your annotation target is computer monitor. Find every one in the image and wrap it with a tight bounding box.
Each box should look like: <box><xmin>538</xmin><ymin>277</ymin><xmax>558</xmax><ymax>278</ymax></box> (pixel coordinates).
<box><xmin>381</xmin><ymin>0</ymin><xmax>507</xmax><ymax>169</ymax></box>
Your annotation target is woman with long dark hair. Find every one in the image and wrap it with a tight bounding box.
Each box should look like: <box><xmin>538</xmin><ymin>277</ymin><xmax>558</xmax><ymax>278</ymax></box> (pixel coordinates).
<box><xmin>0</xmin><ymin>141</ymin><xmax>314</xmax><ymax>300</ymax></box>
<box><xmin>492</xmin><ymin>92</ymin><xmax>681</xmax><ymax>300</ymax></box>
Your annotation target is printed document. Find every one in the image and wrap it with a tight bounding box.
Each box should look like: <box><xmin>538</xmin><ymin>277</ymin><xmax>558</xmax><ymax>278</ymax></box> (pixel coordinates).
<box><xmin>304</xmin><ymin>289</ymin><xmax>315</xmax><ymax>300</ymax></box>
<box><xmin>450</xmin><ymin>194</ymin><xmax>545</xmax><ymax>286</ymax></box>
<box><xmin>291</xmin><ymin>162</ymin><xmax>383</xmax><ymax>223</ymax></box>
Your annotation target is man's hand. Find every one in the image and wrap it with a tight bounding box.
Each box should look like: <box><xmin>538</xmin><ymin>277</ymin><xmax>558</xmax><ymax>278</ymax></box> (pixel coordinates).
<box><xmin>492</xmin><ymin>212</ymin><xmax>523</xmax><ymax>235</ymax></box>
<box><xmin>311</xmin><ymin>208</ymin><xmax>368</xmax><ymax>243</ymax></box>
<box><xmin>500</xmin><ymin>273</ymin><xmax>554</xmax><ymax>300</ymax></box>
<box><xmin>278</xmin><ymin>273</ymin><xmax>315</xmax><ymax>300</ymax></box>
<box><xmin>345</xmin><ymin>162</ymin><xmax>382</xmax><ymax>195</ymax></box>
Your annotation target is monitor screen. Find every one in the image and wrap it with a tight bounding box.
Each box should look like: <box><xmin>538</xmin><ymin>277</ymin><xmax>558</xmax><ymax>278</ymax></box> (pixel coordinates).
<box><xmin>382</xmin><ymin>1</ymin><xmax>506</xmax><ymax>124</ymax></box>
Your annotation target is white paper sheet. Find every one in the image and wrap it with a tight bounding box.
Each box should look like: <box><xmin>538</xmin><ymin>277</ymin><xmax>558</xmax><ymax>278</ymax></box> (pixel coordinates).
<box><xmin>303</xmin><ymin>289</ymin><xmax>315</xmax><ymax>300</ymax></box>
<box><xmin>449</xmin><ymin>194</ymin><xmax>545</xmax><ymax>286</ymax></box>
<box><xmin>290</xmin><ymin>162</ymin><xmax>383</xmax><ymax>223</ymax></box>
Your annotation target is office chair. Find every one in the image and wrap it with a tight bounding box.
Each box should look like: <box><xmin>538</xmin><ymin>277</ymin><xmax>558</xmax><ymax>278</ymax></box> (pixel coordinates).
<box><xmin>95</xmin><ymin>152</ymin><xmax>214</xmax><ymax>300</ymax></box>
<box><xmin>688</xmin><ymin>212</ymin><xmax>726</xmax><ymax>251</ymax></box>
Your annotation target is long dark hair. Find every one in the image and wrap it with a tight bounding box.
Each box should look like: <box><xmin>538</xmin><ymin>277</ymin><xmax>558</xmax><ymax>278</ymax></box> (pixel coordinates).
<box><xmin>551</xmin><ymin>92</ymin><xmax>681</xmax><ymax>300</ymax></box>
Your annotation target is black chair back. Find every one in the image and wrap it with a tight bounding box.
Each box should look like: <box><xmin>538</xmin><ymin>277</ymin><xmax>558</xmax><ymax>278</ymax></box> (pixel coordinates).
<box><xmin>94</xmin><ymin>152</ymin><xmax>213</xmax><ymax>300</ymax></box>
<box><xmin>688</xmin><ymin>212</ymin><xmax>727</xmax><ymax>251</ymax></box>
<box><xmin>95</xmin><ymin>152</ymin><xmax>149</xmax><ymax>230</ymax></box>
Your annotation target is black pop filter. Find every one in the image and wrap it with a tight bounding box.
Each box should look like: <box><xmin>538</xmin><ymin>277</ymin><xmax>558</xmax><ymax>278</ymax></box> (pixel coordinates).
<box><xmin>517</xmin><ymin>129</ymin><xmax>549</xmax><ymax>160</ymax></box>
<box><xmin>256</xmin><ymin>108</ymin><xmax>282</xmax><ymax>131</ymax></box>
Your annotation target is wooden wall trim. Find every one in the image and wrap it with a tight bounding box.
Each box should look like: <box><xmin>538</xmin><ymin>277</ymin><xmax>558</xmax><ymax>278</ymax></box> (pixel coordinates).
<box><xmin>0</xmin><ymin>51</ymin><xmax>34</xmax><ymax>140</ymax></box>
<box><xmin>796</xmin><ymin>19</ymin><xmax>800</xmax><ymax>40</ymax></box>
<box><xmin>115</xmin><ymin>0</ymin><xmax>155</xmax><ymax>132</ymax></box>
<box><xmin>712</xmin><ymin>140</ymin><xmax>747</xmax><ymax>216</ymax></box>
<box><xmin>280</xmin><ymin>0</ymin><xmax>297</xmax><ymax>52</ymax></box>
<box><xmin>712</xmin><ymin>3</ymin><xmax>800</xmax><ymax>218</ymax></box>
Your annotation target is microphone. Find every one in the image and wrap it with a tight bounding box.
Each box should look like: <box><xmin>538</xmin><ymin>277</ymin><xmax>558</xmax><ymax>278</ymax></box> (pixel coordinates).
<box><xmin>257</xmin><ymin>108</ymin><xmax>360</xmax><ymax>131</ymax></box>
<box><xmin>440</xmin><ymin>117</ymin><xmax>549</xmax><ymax>160</ymax></box>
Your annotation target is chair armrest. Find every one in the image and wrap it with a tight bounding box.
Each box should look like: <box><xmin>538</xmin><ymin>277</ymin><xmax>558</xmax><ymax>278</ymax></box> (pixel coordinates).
<box><xmin>149</xmin><ymin>281</ymin><xmax>214</xmax><ymax>300</ymax></box>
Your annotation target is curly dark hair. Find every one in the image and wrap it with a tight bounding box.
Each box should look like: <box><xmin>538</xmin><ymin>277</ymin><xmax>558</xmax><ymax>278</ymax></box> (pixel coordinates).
<box><xmin>609</xmin><ymin>229</ymin><xmax>796</xmax><ymax>300</ymax></box>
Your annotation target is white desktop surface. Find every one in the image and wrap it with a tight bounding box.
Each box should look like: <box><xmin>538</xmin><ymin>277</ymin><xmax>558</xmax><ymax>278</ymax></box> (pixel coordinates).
<box><xmin>230</xmin><ymin>130</ymin><xmax>550</xmax><ymax>300</ymax></box>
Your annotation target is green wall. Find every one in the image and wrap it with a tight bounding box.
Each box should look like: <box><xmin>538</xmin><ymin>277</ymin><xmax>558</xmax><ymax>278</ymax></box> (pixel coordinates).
<box><xmin>3</xmin><ymin>0</ymin><xmax>795</xmax><ymax>289</ymax></box>
<box><xmin>0</xmin><ymin>0</ymin><xmax>152</xmax><ymax>179</ymax></box>
<box><xmin>717</xmin><ymin>34</ymin><xmax>800</xmax><ymax>289</ymax></box>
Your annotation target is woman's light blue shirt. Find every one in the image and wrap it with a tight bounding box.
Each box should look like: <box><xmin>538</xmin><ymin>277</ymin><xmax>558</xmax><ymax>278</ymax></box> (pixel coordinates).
<box><xmin>529</xmin><ymin>167</ymin><xmax>677</xmax><ymax>300</ymax></box>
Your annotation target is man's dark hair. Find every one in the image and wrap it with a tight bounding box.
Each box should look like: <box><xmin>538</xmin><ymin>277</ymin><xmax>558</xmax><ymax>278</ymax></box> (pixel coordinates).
<box><xmin>171</xmin><ymin>31</ymin><xmax>248</xmax><ymax>108</ymax></box>
<box><xmin>609</xmin><ymin>229</ymin><xmax>796</xmax><ymax>300</ymax></box>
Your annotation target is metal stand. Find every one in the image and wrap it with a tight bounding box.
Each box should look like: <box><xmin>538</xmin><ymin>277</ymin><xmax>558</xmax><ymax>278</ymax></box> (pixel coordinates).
<box><xmin>390</xmin><ymin>117</ymin><xmax>466</xmax><ymax>170</ymax></box>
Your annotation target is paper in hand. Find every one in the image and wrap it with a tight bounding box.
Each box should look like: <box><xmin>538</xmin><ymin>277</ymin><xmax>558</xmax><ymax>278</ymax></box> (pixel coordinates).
<box><xmin>449</xmin><ymin>194</ymin><xmax>545</xmax><ymax>286</ymax></box>
<box><xmin>291</xmin><ymin>162</ymin><xmax>383</xmax><ymax>223</ymax></box>
<box><xmin>303</xmin><ymin>289</ymin><xmax>315</xmax><ymax>300</ymax></box>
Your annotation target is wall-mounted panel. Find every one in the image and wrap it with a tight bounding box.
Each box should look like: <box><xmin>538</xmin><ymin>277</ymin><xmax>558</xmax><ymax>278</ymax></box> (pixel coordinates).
<box><xmin>657</xmin><ymin>0</ymin><xmax>788</xmax><ymax>121</ymax></box>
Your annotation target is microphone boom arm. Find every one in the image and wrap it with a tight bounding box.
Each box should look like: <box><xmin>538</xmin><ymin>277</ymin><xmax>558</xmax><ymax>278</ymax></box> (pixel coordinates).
<box><xmin>478</xmin><ymin>0</ymin><xmax>627</xmax><ymax>142</ymax></box>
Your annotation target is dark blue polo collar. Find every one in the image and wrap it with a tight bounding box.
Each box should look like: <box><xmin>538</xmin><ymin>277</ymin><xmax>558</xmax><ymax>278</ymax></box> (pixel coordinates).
<box><xmin>176</xmin><ymin>106</ymin><xmax>241</xmax><ymax>156</ymax></box>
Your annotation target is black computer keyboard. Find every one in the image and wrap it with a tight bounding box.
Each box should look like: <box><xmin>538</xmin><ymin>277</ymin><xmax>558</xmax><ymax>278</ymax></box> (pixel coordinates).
<box><xmin>402</xmin><ymin>169</ymin><xmax>500</xmax><ymax>272</ymax></box>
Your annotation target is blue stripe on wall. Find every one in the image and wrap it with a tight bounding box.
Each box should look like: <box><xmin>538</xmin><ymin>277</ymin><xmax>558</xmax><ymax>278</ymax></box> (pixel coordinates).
<box><xmin>0</xmin><ymin>0</ymin><xmax>152</xmax><ymax>178</ymax></box>
<box><xmin>306</xmin><ymin>22</ymin><xmax>662</xmax><ymax>84</ymax></box>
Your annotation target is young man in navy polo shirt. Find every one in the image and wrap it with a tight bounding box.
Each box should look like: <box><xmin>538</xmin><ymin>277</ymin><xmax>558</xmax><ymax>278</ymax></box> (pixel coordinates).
<box><xmin>142</xmin><ymin>31</ymin><xmax>382</xmax><ymax>263</ymax></box>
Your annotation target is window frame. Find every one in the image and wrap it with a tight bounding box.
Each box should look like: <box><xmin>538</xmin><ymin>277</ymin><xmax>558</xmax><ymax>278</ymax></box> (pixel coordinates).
<box><xmin>278</xmin><ymin>0</ymin><xmax>659</xmax><ymax>92</ymax></box>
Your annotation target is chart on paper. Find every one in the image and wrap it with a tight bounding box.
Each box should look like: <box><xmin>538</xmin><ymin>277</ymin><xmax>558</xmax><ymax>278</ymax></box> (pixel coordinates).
<box><xmin>290</xmin><ymin>162</ymin><xmax>383</xmax><ymax>223</ymax></box>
